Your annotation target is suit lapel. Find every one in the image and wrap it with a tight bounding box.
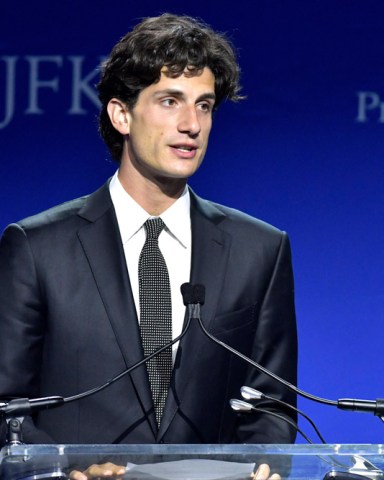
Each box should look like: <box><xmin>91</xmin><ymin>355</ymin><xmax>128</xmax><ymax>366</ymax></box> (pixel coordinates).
<box><xmin>158</xmin><ymin>190</ymin><xmax>232</xmax><ymax>439</ymax></box>
<box><xmin>76</xmin><ymin>183</ymin><xmax>158</xmax><ymax>437</ymax></box>
<box><xmin>189</xmin><ymin>192</ymin><xmax>232</xmax><ymax>328</ymax></box>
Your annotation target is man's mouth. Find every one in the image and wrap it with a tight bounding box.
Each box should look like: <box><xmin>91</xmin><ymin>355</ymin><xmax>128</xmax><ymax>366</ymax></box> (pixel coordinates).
<box><xmin>169</xmin><ymin>143</ymin><xmax>199</xmax><ymax>158</ymax></box>
<box><xmin>177</xmin><ymin>146</ymin><xmax>194</xmax><ymax>152</ymax></box>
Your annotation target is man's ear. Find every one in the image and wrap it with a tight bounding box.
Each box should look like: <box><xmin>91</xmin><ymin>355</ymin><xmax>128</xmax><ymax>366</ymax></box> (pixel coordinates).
<box><xmin>107</xmin><ymin>98</ymin><xmax>131</xmax><ymax>134</ymax></box>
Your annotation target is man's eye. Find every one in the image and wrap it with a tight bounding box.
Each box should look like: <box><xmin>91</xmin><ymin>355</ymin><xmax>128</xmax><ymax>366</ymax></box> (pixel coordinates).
<box><xmin>162</xmin><ymin>98</ymin><xmax>176</xmax><ymax>106</ymax></box>
<box><xmin>198</xmin><ymin>103</ymin><xmax>212</xmax><ymax>113</ymax></box>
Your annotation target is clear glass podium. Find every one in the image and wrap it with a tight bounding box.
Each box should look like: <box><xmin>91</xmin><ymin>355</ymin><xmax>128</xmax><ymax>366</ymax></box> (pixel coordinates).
<box><xmin>1</xmin><ymin>444</ymin><xmax>384</xmax><ymax>480</ymax></box>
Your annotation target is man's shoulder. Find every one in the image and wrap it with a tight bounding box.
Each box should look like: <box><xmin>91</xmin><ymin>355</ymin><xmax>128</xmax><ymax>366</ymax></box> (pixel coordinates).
<box><xmin>18</xmin><ymin>196</ymin><xmax>88</xmax><ymax>229</ymax></box>
<box><xmin>215</xmin><ymin>201</ymin><xmax>282</xmax><ymax>232</ymax></box>
<box><xmin>192</xmin><ymin>192</ymin><xmax>286</xmax><ymax>239</ymax></box>
<box><xmin>7</xmin><ymin>181</ymin><xmax>112</xmax><ymax>235</ymax></box>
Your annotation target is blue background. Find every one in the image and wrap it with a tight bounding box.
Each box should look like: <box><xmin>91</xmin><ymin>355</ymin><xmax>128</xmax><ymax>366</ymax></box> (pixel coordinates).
<box><xmin>1</xmin><ymin>1</ymin><xmax>384</xmax><ymax>444</ymax></box>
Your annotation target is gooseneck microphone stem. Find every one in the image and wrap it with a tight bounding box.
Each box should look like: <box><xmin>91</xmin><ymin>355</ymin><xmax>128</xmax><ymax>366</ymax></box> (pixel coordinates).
<box><xmin>66</xmin><ymin>319</ymin><xmax>194</xmax><ymax>403</ymax></box>
<box><xmin>2</xmin><ymin>282</ymin><xmax>383</xmax><ymax>431</ymax></box>
<box><xmin>182</xmin><ymin>283</ymin><xmax>384</xmax><ymax>421</ymax></box>
<box><xmin>65</xmin><ymin>318</ymin><xmax>192</xmax><ymax>403</ymax></box>
<box><xmin>230</xmin><ymin>398</ymin><xmax>314</xmax><ymax>444</ymax></box>
<box><xmin>194</xmin><ymin>308</ymin><xmax>337</xmax><ymax>407</ymax></box>
<box><xmin>0</xmin><ymin>284</ymin><xmax>202</xmax><ymax>420</ymax></box>
<box><xmin>241</xmin><ymin>386</ymin><xmax>326</xmax><ymax>444</ymax></box>
<box><xmin>0</xmin><ymin>314</ymin><xmax>195</xmax><ymax>419</ymax></box>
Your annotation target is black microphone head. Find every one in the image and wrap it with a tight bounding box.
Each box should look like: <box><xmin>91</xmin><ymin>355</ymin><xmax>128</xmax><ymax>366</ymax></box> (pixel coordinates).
<box><xmin>180</xmin><ymin>283</ymin><xmax>194</xmax><ymax>305</ymax></box>
<box><xmin>193</xmin><ymin>284</ymin><xmax>205</xmax><ymax>305</ymax></box>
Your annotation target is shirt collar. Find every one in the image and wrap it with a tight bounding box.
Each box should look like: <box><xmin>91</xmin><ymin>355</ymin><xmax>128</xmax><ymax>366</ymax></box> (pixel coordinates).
<box><xmin>161</xmin><ymin>187</ymin><xmax>191</xmax><ymax>249</ymax></box>
<box><xmin>109</xmin><ymin>171</ymin><xmax>191</xmax><ymax>248</ymax></box>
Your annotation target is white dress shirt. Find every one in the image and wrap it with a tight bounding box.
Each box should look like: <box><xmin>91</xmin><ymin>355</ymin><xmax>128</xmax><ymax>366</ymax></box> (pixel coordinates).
<box><xmin>109</xmin><ymin>172</ymin><xmax>192</xmax><ymax>360</ymax></box>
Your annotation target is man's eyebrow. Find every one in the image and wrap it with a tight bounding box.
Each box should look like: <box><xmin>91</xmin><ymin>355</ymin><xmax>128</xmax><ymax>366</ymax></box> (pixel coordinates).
<box><xmin>196</xmin><ymin>92</ymin><xmax>216</xmax><ymax>103</ymax></box>
<box><xmin>153</xmin><ymin>89</ymin><xmax>216</xmax><ymax>102</ymax></box>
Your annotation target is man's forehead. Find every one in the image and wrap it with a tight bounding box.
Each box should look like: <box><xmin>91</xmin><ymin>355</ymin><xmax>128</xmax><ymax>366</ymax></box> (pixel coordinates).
<box><xmin>133</xmin><ymin>66</ymin><xmax>216</xmax><ymax>104</ymax></box>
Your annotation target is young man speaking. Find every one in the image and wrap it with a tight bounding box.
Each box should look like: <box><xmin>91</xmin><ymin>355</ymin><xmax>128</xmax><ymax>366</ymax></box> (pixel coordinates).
<box><xmin>0</xmin><ymin>13</ymin><xmax>297</xmax><ymax>480</ymax></box>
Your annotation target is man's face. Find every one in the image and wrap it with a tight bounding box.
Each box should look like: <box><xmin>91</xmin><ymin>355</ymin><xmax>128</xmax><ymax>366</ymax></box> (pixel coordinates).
<box><xmin>123</xmin><ymin>67</ymin><xmax>216</xmax><ymax>183</ymax></box>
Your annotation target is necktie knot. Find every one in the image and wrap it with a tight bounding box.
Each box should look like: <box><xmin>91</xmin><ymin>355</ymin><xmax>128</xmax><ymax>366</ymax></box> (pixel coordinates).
<box><xmin>144</xmin><ymin>218</ymin><xmax>165</xmax><ymax>240</ymax></box>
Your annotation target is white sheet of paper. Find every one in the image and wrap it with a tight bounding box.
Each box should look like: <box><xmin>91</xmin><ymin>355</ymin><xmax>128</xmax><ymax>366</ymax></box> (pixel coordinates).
<box><xmin>124</xmin><ymin>459</ymin><xmax>255</xmax><ymax>480</ymax></box>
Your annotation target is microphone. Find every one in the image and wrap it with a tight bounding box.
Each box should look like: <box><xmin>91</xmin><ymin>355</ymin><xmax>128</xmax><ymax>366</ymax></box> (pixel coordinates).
<box><xmin>240</xmin><ymin>385</ymin><xmax>326</xmax><ymax>444</ymax></box>
<box><xmin>230</xmin><ymin>398</ymin><xmax>314</xmax><ymax>444</ymax></box>
<box><xmin>180</xmin><ymin>283</ymin><xmax>205</xmax><ymax>321</ymax></box>
<box><xmin>3</xmin><ymin>282</ymin><xmax>382</xmax><ymax>446</ymax></box>
<box><xmin>231</xmin><ymin>398</ymin><xmax>383</xmax><ymax>479</ymax></box>
<box><xmin>0</xmin><ymin>396</ymin><xmax>65</xmax><ymax>417</ymax></box>
<box><xmin>181</xmin><ymin>283</ymin><xmax>384</xmax><ymax>479</ymax></box>
<box><xmin>0</xmin><ymin>287</ymin><xmax>204</xmax><ymax>444</ymax></box>
<box><xmin>180</xmin><ymin>285</ymin><xmax>333</xmax><ymax>405</ymax></box>
<box><xmin>179</xmin><ymin>283</ymin><xmax>384</xmax><ymax>426</ymax></box>
<box><xmin>1</xmin><ymin>328</ymin><xmax>190</xmax><ymax>419</ymax></box>
<box><xmin>337</xmin><ymin>398</ymin><xmax>384</xmax><ymax>417</ymax></box>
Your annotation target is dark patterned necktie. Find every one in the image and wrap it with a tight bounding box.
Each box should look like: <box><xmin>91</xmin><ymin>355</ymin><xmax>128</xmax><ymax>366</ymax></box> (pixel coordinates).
<box><xmin>138</xmin><ymin>218</ymin><xmax>172</xmax><ymax>427</ymax></box>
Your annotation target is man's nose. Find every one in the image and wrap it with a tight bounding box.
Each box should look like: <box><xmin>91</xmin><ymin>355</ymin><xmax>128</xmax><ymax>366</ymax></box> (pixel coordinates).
<box><xmin>178</xmin><ymin>106</ymin><xmax>201</xmax><ymax>136</ymax></box>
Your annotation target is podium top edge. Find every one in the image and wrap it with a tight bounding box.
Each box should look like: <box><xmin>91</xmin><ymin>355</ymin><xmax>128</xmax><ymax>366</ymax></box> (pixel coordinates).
<box><xmin>2</xmin><ymin>443</ymin><xmax>384</xmax><ymax>457</ymax></box>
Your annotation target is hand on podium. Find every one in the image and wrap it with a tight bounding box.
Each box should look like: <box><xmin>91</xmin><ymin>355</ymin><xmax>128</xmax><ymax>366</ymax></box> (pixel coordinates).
<box><xmin>253</xmin><ymin>463</ymin><xmax>281</xmax><ymax>480</ymax></box>
<box><xmin>69</xmin><ymin>462</ymin><xmax>126</xmax><ymax>479</ymax></box>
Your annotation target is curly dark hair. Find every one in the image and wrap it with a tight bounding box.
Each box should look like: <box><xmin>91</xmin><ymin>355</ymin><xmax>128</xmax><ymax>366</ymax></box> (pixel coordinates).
<box><xmin>97</xmin><ymin>13</ymin><xmax>243</xmax><ymax>162</ymax></box>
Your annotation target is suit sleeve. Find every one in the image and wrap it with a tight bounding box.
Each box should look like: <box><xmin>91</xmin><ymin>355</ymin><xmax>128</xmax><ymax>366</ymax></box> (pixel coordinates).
<box><xmin>235</xmin><ymin>232</ymin><xmax>298</xmax><ymax>444</ymax></box>
<box><xmin>0</xmin><ymin>224</ymin><xmax>55</xmax><ymax>443</ymax></box>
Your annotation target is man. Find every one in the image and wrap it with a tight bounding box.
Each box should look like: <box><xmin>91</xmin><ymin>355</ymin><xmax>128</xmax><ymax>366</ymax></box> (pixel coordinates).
<box><xmin>0</xmin><ymin>13</ymin><xmax>297</xmax><ymax>480</ymax></box>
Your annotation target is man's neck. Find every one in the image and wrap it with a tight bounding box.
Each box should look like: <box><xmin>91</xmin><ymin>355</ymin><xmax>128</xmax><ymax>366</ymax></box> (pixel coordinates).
<box><xmin>117</xmin><ymin>167</ymin><xmax>187</xmax><ymax>216</ymax></box>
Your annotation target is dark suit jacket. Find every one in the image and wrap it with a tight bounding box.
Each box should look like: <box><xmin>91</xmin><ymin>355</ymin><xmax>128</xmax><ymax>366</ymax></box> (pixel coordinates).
<box><xmin>0</xmin><ymin>182</ymin><xmax>297</xmax><ymax>445</ymax></box>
